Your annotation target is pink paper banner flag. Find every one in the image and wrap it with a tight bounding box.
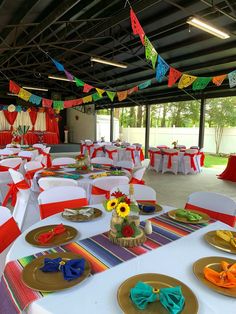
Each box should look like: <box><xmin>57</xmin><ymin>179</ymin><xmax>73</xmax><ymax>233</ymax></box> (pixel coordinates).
<box><xmin>127</xmin><ymin>86</ymin><xmax>138</xmax><ymax>95</ymax></box>
<box><xmin>83</xmin><ymin>84</ymin><xmax>94</xmax><ymax>93</ymax></box>
<box><xmin>64</xmin><ymin>70</ymin><xmax>74</xmax><ymax>81</ymax></box>
<box><xmin>42</xmin><ymin>98</ymin><xmax>53</xmax><ymax>108</ymax></box>
<box><xmin>9</xmin><ymin>80</ymin><xmax>21</xmax><ymax>94</ymax></box>
<box><xmin>130</xmin><ymin>9</ymin><xmax>145</xmax><ymax>45</ymax></box>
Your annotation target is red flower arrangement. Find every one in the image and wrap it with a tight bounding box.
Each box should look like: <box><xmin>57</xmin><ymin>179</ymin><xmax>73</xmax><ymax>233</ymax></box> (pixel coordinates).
<box><xmin>121</xmin><ymin>225</ymin><xmax>135</xmax><ymax>237</ymax></box>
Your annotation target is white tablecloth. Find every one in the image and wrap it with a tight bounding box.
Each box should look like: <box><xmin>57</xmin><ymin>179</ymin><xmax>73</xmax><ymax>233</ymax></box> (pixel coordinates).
<box><xmin>6</xmin><ymin>206</ymin><xmax>235</xmax><ymax>314</ymax></box>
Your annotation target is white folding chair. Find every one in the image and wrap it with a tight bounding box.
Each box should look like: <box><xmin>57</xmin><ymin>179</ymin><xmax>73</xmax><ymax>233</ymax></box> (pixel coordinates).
<box><xmin>52</xmin><ymin>157</ymin><xmax>76</xmax><ymax>166</ymax></box>
<box><xmin>0</xmin><ymin>205</ymin><xmax>21</xmax><ymax>253</ymax></box>
<box><xmin>130</xmin><ymin>167</ymin><xmax>146</xmax><ymax>184</ymax></box>
<box><xmin>91</xmin><ymin>144</ymin><xmax>105</xmax><ymax>158</ymax></box>
<box><xmin>38</xmin><ymin>177</ymin><xmax>78</xmax><ymax>191</ymax></box>
<box><xmin>41</xmin><ymin>147</ymin><xmax>52</xmax><ymax>167</ymax></box>
<box><xmin>182</xmin><ymin>149</ymin><xmax>199</xmax><ymax>175</ymax></box>
<box><xmin>114</xmin><ymin>160</ymin><xmax>134</xmax><ymax>171</ymax></box>
<box><xmin>24</xmin><ymin>161</ymin><xmax>44</xmax><ymax>189</ymax></box>
<box><xmin>104</xmin><ymin>145</ymin><xmax>118</xmax><ymax>162</ymax></box>
<box><xmin>33</xmin><ymin>143</ymin><xmax>46</xmax><ymax>150</ymax></box>
<box><xmin>6</xmin><ymin>169</ymin><xmax>31</xmax><ymax>230</ymax></box>
<box><xmin>110</xmin><ymin>184</ymin><xmax>156</xmax><ymax>203</ymax></box>
<box><xmin>90</xmin><ymin>176</ymin><xmax>129</xmax><ymax>204</ymax></box>
<box><xmin>162</xmin><ymin>149</ymin><xmax>179</xmax><ymax>175</ymax></box>
<box><xmin>185</xmin><ymin>191</ymin><xmax>236</xmax><ymax>227</ymax></box>
<box><xmin>0</xmin><ymin>148</ymin><xmax>15</xmax><ymax>156</ymax></box>
<box><xmin>141</xmin><ymin>159</ymin><xmax>150</xmax><ymax>169</ymax></box>
<box><xmin>38</xmin><ymin>186</ymin><xmax>88</xmax><ymax>219</ymax></box>
<box><xmin>91</xmin><ymin>157</ymin><xmax>113</xmax><ymax>166</ymax></box>
<box><xmin>124</xmin><ymin>145</ymin><xmax>136</xmax><ymax>164</ymax></box>
<box><xmin>148</xmin><ymin>147</ymin><xmax>162</xmax><ymax>172</ymax></box>
<box><xmin>18</xmin><ymin>150</ymin><xmax>38</xmax><ymax>161</ymax></box>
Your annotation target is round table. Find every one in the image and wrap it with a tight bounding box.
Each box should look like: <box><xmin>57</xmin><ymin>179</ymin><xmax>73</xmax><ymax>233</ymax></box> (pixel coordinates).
<box><xmin>218</xmin><ymin>154</ymin><xmax>236</xmax><ymax>182</ymax></box>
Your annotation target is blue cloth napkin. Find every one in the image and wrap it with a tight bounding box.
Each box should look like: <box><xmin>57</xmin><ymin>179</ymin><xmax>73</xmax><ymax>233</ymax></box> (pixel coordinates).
<box><xmin>40</xmin><ymin>257</ymin><xmax>85</xmax><ymax>281</ymax></box>
<box><xmin>130</xmin><ymin>281</ymin><xmax>185</xmax><ymax>314</ymax></box>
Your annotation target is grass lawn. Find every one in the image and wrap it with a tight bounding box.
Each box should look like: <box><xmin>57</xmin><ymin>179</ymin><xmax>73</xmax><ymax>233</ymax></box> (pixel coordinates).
<box><xmin>204</xmin><ymin>153</ymin><xmax>228</xmax><ymax>168</ymax></box>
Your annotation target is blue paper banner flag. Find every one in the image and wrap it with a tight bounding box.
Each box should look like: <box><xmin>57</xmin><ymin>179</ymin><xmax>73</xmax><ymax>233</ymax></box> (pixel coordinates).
<box><xmin>29</xmin><ymin>94</ymin><xmax>42</xmax><ymax>105</ymax></box>
<box><xmin>156</xmin><ymin>56</ymin><xmax>170</xmax><ymax>82</ymax></box>
<box><xmin>138</xmin><ymin>80</ymin><xmax>152</xmax><ymax>89</ymax></box>
<box><xmin>52</xmin><ymin>59</ymin><xmax>64</xmax><ymax>72</ymax></box>
<box><xmin>228</xmin><ymin>70</ymin><xmax>236</xmax><ymax>88</ymax></box>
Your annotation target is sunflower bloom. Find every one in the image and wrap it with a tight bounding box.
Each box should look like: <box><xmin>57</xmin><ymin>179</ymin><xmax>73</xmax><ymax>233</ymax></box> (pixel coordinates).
<box><xmin>106</xmin><ymin>198</ymin><xmax>118</xmax><ymax>211</ymax></box>
<box><xmin>116</xmin><ymin>202</ymin><xmax>130</xmax><ymax>218</ymax></box>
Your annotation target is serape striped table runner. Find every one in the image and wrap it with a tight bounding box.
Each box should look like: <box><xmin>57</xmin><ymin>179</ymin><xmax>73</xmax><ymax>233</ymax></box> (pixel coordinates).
<box><xmin>0</xmin><ymin>214</ymin><xmax>213</xmax><ymax>314</ymax></box>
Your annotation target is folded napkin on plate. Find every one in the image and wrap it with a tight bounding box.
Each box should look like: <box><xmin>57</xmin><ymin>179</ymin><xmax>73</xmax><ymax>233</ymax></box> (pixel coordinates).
<box><xmin>62</xmin><ymin>174</ymin><xmax>80</xmax><ymax>179</ymax></box>
<box><xmin>130</xmin><ymin>281</ymin><xmax>185</xmax><ymax>314</ymax></box>
<box><xmin>40</xmin><ymin>257</ymin><xmax>85</xmax><ymax>281</ymax></box>
<box><xmin>204</xmin><ymin>261</ymin><xmax>236</xmax><ymax>288</ymax></box>
<box><xmin>175</xmin><ymin>209</ymin><xmax>202</xmax><ymax>221</ymax></box>
<box><xmin>216</xmin><ymin>230</ymin><xmax>236</xmax><ymax>248</ymax></box>
<box><xmin>37</xmin><ymin>224</ymin><xmax>66</xmax><ymax>244</ymax></box>
<box><xmin>64</xmin><ymin>208</ymin><xmax>94</xmax><ymax>217</ymax></box>
<box><xmin>110</xmin><ymin>166</ymin><xmax>122</xmax><ymax>171</ymax></box>
<box><xmin>90</xmin><ymin>172</ymin><xmax>107</xmax><ymax>179</ymax></box>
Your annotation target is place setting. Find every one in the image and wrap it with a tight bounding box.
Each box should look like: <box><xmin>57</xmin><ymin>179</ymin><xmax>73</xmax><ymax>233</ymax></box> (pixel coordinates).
<box><xmin>61</xmin><ymin>207</ymin><xmax>103</xmax><ymax>222</ymax></box>
<box><xmin>167</xmin><ymin>209</ymin><xmax>210</xmax><ymax>224</ymax></box>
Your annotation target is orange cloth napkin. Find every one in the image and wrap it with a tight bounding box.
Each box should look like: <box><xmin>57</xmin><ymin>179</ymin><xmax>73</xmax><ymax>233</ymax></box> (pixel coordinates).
<box><xmin>37</xmin><ymin>224</ymin><xmax>66</xmax><ymax>244</ymax></box>
<box><xmin>204</xmin><ymin>261</ymin><xmax>236</xmax><ymax>288</ymax></box>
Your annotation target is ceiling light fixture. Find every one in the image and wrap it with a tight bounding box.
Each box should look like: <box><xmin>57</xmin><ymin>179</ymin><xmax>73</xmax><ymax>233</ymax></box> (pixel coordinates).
<box><xmin>187</xmin><ymin>17</ymin><xmax>230</xmax><ymax>39</ymax></box>
<box><xmin>22</xmin><ymin>86</ymin><xmax>48</xmax><ymax>91</ymax></box>
<box><xmin>48</xmin><ymin>75</ymin><xmax>76</xmax><ymax>82</ymax></box>
<box><xmin>7</xmin><ymin>93</ymin><xmax>17</xmax><ymax>96</ymax></box>
<box><xmin>90</xmin><ymin>56</ymin><xmax>127</xmax><ymax>68</ymax></box>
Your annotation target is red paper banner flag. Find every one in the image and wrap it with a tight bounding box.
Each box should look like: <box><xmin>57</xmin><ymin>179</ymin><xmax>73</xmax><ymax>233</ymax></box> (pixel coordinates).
<box><xmin>117</xmin><ymin>90</ymin><xmax>128</xmax><ymax>102</ymax></box>
<box><xmin>63</xmin><ymin>100</ymin><xmax>75</xmax><ymax>108</ymax></box>
<box><xmin>127</xmin><ymin>86</ymin><xmax>138</xmax><ymax>95</ymax></box>
<box><xmin>83</xmin><ymin>84</ymin><xmax>94</xmax><ymax>93</ymax></box>
<box><xmin>168</xmin><ymin>67</ymin><xmax>182</xmax><ymax>87</ymax></box>
<box><xmin>212</xmin><ymin>74</ymin><xmax>227</xmax><ymax>86</ymax></box>
<box><xmin>42</xmin><ymin>98</ymin><xmax>53</xmax><ymax>108</ymax></box>
<box><xmin>9</xmin><ymin>80</ymin><xmax>21</xmax><ymax>94</ymax></box>
<box><xmin>130</xmin><ymin>9</ymin><xmax>145</xmax><ymax>45</ymax></box>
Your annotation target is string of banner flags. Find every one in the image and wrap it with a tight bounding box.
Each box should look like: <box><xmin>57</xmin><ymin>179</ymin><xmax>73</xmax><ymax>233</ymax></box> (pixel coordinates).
<box><xmin>8</xmin><ymin>7</ymin><xmax>236</xmax><ymax>111</ymax></box>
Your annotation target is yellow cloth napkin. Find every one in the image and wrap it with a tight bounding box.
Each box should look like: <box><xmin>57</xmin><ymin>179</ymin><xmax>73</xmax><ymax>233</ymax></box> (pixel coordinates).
<box><xmin>216</xmin><ymin>230</ymin><xmax>236</xmax><ymax>248</ymax></box>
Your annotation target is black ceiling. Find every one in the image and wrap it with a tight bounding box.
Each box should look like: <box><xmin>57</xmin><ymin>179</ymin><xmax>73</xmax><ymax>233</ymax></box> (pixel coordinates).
<box><xmin>0</xmin><ymin>0</ymin><xmax>235</xmax><ymax>108</ymax></box>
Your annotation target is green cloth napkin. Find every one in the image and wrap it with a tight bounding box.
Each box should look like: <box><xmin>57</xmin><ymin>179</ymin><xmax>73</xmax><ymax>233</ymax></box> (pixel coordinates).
<box><xmin>175</xmin><ymin>209</ymin><xmax>202</xmax><ymax>221</ymax></box>
<box><xmin>130</xmin><ymin>281</ymin><xmax>185</xmax><ymax>314</ymax></box>
<box><xmin>62</xmin><ymin>174</ymin><xmax>80</xmax><ymax>180</ymax></box>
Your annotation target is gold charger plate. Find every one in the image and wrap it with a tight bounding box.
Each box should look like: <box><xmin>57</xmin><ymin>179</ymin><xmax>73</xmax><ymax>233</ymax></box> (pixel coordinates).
<box><xmin>138</xmin><ymin>203</ymin><xmax>163</xmax><ymax>215</ymax></box>
<box><xmin>193</xmin><ymin>256</ymin><xmax>236</xmax><ymax>297</ymax></box>
<box><xmin>61</xmin><ymin>207</ymin><xmax>102</xmax><ymax>222</ymax></box>
<box><xmin>25</xmin><ymin>225</ymin><xmax>78</xmax><ymax>247</ymax></box>
<box><xmin>22</xmin><ymin>252</ymin><xmax>91</xmax><ymax>292</ymax></box>
<box><xmin>168</xmin><ymin>209</ymin><xmax>209</xmax><ymax>224</ymax></box>
<box><xmin>117</xmin><ymin>273</ymin><xmax>198</xmax><ymax>314</ymax></box>
<box><xmin>204</xmin><ymin>230</ymin><xmax>236</xmax><ymax>255</ymax></box>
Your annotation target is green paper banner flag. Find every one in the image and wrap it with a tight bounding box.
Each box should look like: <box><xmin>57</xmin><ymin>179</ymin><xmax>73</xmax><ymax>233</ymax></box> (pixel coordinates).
<box><xmin>74</xmin><ymin>77</ymin><xmax>84</xmax><ymax>87</ymax></box>
<box><xmin>92</xmin><ymin>93</ymin><xmax>103</xmax><ymax>102</ymax></box>
<box><xmin>106</xmin><ymin>91</ymin><xmax>116</xmax><ymax>102</ymax></box>
<box><xmin>138</xmin><ymin>80</ymin><xmax>151</xmax><ymax>89</ymax></box>
<box><xmin>53</xmin><ymin>100</ymin><xmax>64</xmax><ymax>110</ymax></box>
<box><xmin>144</xmin><ymin>36</ymin><xmax>158</xmax><ymax>69</ymax></box>
<box><xmin>192</xmin><ymin>77</ymin><xmax>212</xmax><ymax>90</ymax></box>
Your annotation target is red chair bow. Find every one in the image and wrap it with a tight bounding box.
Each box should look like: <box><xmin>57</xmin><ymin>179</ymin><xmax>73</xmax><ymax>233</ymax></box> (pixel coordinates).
<box><xmin>2</xmin><ymin>179</ymin><xmax>30</xmax><ymax>207</ymax></box>
<box><xmin>86</xmin><ymin>144</ymin><xmax>94</xmax><ymax>156</ymax></box>
<box><xmin>105</xmin><ymin>149</ymin><xmax>118</xmax><ymax>160</ymax></box>
<box><xmin>92</xmin><ymin>146</ymin><xmax>104</xmax><ymax>158</ymax></box>
<box><xmin>163</xmin><ymin>151</ymin><xmax>178</xmax><ymax>169</ymax></box>
<box><xmin>126</xmin><ymin>147</ymin><xmax>135</xmax><ymax>163</ymax></box>
<box><xmin>80</xmin><ymin>143</ymin><xmax>86</xmax><ymax>154</ymax></box>
<box><xmin>41</xmin><ymin>151</ymin><xmax>52</xmax><ymax>168</ymax></box>
<box><xmin>37</xmin><ymin>224</ymin><xmax>66</xmax><ymax>244</ymax></box>
<box><xmin>130</xmin><ymin>177</ymin><xmax>145</xmax><ymax>185</ymax></box>
<box><xmin>184</xmin><ymin>153</ymin><xmax>197</xmax><ymax>171</ymax></box>
<box><xmin>136</xmin><ymin>147</ymin><xmax>144</xmax><ymax>161</ymax></box>
<box><xmin>0</xmin><ymin>163</ymin><xmax>21</xmax><ymax>172</ymax></box>
<box><xmin>25</xmin><ymin>167</ymin><xmax>44</xmax><ymax>180</ymax></box>
<box><xmin>148</xmin><ymin>150</ymin><xmax>162</xmax><ymax>167</ymax></box>
<box><xmin>198</xmin><ymin>151</ymin><xmax>205</xmax><ymax>167</ymax></box>
<box><xmin>91</xmin><ymin>185</ymin><xmax>110</xmax><ymax>199</ymax></box>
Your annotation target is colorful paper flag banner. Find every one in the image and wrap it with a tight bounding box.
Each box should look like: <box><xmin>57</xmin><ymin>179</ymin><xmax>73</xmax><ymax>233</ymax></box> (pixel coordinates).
<box><xmin>212</xmin><ymin>74</ymin><xmax>227</xmax><ymax>87</ymax></box>
<box><xmin>168</xmin><ymin>67</ymin><xmax>182</xmax><ymax>87</ymax></box>
<box><xmin>228</xmin><ymin>70</ymin><xmax>236</xmax><ymax>88</ymax></box>
<box><xmin>145</xmin><ymin>36</ymin><xmax>158</xmax><ymax>69</ymax></box>
<box><xmin>130</xmin><ymin>9</ymin><xmax>145</xmax><ymax>45</ymax></box>
<box><xmin>178</xmin><ymin>74</ymin><xmax>197</xmax><ymax>89</ymax></box>
<box><xmin>156</xmin><ymin>55</ymin><xmax>170</xmax><ymax>82</ymax></box>
<box><xmin>192</xmin><ymin>77</ymin><xmax>212</xmax><ymax>90</ymax></box>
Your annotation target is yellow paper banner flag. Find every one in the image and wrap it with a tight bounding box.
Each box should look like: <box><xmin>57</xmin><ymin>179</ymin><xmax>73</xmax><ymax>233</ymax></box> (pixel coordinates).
<box><xmin>96</xmin><ymin>88</ymin><xmax>105</xmax><ymax>97</ymax></box>
<box><xmin>178</xmin><ymin>74</ymin><xmax>197</xmax><ymax>89</ymax></box>
<box><xmin>83</xmin><ymin>95</ymin><xmax>92</xmax><ymax>103</ymax></box>
<box><xmin>18</xmin><ymin>88</ymin><xmax>32</xmax><ymax>101</ymax></box>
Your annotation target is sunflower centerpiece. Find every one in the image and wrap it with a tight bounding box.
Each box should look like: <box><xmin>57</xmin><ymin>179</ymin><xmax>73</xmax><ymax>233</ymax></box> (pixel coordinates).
<box><xmin>104</xmin><ymin>185</ymin><xmax>146</xmax><ymax>247</ymax></box>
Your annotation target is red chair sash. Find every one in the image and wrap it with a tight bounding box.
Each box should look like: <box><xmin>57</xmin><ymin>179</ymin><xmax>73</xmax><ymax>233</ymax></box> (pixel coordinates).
<box><xmin>80</xmin><ymin>143</ymin><xmax>86</xmax><ymax>154</ymax></box>
<box><xmin>2</xmin><ymin>179</ymin><xmax>30</xmax><ymax>207</ymax></box>
<box><xmin>25</xmin><ymin>167</ymin><xmax>44</xmax><ymax>180</ymax></box>
<box><xmin>148</xmin><ymin>150</ymin><xmax>162</xmax><ymax>167</ymax></box>
<box><xmin>92</xmin><ymin>147</ymin><xmax>104</xmax><ymax>158</ymax></box>
<box><xmin>130</xmin><ymin>177</ymin><xmax>145</xmax><ymax>185</ymax></box>
<box><xmin>86</xmin><ymin>144</ymin><xmax>94</xmax><ymax>156</ymax></box>
<box><xmin>185</xmin><ymin>203</ymin><xmax>236</xmax><ymax>227</ymax></box>
<box><xmin>199</xmin><ymin>152</ymin><xmax>205</xmax><ymax>166</ymax></box>
<box><xmin>136</xmin><ymin>147</ymin><xmax>144</xmax><ymax>161</ymax></box>
<box><xmin>137</xmin><ymin>200</ymin><xmax>156</xmax><ymax>204</ymax></box>
<box><xmin>91</xmin><ymin>185</ymin><xmax>110</xmax><ymax>199</ymax></box>
<box><xmin>163</xmin><ymin>152</ymin><xmax>178</xmax><ymax>169</ymax></box>
<box><xmin>126</xmin><ymin>147</ymin><xmax>135</xmax><ymax>163</ymax></box>
<box><xmin>0</xmin><ymin>163</ymin><xmax>21</xmax><ymax>172</ymax></box>
<box><xmin>41</xmin><ymin>151</ymin><xmax>52</xmax><ymax>168</ymax></box>
<box><xmin>184</xmin><ymin>153</ymin><xmax>197</xmax><ymax>171</ymax></box>
<box><xmin>105</xmin><ymin>149</ymin><xmax>117</xmax><ymax>160</ymax></box>
<box><xmin>39</xmin><ymin>198</ymin><xmax>88</xmax><ymax>219</ymax></box>
<box><xmin>0</xmin><ymin>217</ymin><xmax>21</xmax><ymax>253</ymax></box>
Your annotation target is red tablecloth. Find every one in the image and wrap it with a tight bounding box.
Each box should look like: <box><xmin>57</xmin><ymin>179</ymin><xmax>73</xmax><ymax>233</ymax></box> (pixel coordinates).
<box><xmin>218</xmin><ymin>154</ymin><xmax>236</xmax><ymax>182</ymax></box>
<box><xmin>0</xmin><ymin>131</ymin><xmax>59</xmax><ymax>145</ymax></box>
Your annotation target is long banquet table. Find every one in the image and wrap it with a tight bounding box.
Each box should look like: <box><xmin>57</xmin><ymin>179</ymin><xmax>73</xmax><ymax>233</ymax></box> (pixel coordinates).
<box><xmin>5</xmin><ymin>204</ymin><xmax>235</xmax><ymax>314</ymax></box>
<box><xmin>0</xmin><ymin>131</ymin><xmax>59</xmax><ymax>145</ymax></box>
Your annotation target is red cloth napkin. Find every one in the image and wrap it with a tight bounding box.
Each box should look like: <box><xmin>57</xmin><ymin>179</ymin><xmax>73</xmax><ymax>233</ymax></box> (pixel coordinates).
<box><xmin>37</xmin><ymin>224</ymin><xmax>66</xmax><ymax>244</ymax></box>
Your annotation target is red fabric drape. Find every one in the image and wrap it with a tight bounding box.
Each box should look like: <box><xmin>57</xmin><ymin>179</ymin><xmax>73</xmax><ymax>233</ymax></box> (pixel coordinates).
<box><xmin>3</xmin><ymin>111</ymin><xmax>18</xmax><ymax>130</ymax></box>
<box><xmin>29</xmin><ymin>110</ymin><xmax>38</xmax><ymax>131</ymax></box>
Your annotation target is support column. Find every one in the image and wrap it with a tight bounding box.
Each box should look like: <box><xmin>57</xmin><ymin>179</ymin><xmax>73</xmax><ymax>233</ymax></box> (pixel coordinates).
<box><xmin>198</xmin><ymin>97</ymin><xmax>206</xmax><ymax>149</ymax></box>
<box><xmin>145</xmin><ymin>104</ymin><xmax>150</xmax><ymax>158</ymax></box>
<box><xmin>110</xmin><ymin>108</ymin><xmax>114</xmax><ymax>142</ymax></box>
